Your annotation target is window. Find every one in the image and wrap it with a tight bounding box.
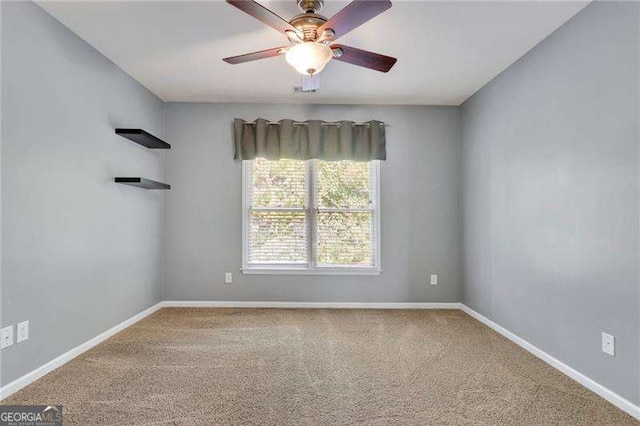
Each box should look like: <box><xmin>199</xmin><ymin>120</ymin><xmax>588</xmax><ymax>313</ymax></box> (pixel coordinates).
<box><xmin>242</xmin><ymin>158</ymin><xmax>380</xmax><ymax>274</ymax></box>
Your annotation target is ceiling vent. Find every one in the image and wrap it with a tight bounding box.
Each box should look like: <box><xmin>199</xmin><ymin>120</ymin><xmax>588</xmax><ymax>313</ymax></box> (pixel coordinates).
<box><xmin>295</xmin><ymin>74</ymin><xmax>320</xmax><ymax>93</ymax></box>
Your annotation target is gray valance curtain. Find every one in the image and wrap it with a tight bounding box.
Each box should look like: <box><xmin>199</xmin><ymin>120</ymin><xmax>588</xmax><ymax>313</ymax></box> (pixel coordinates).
<box><xmin>233</xmin><ymin>118</ymin><xmax>386</xmax><ymax>161</ymax></box>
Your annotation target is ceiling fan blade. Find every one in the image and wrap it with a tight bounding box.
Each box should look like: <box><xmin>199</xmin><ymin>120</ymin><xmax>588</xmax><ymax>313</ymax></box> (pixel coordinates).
<box><xmin>223</xmin><ymin>46</ymin><xmax>288</xmax><ymax>64</ymax></box>
<box><xmin>317</xmin><ymin>0</ymin><xmax>392</xmax><ymax>41</ymax></box>
<box><xmin>227</xmin><ymin>0</ymin><xmax>298</xmax><ymax>35</ymax></box>
<box><xmin>331</xmin><ymin>44</ymin><xmax>397</xmax><ymax>73</ymax></box>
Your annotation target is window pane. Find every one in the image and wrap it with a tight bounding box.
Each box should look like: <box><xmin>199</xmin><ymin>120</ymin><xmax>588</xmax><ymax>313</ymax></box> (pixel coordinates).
<box><xmin>248</xmin><ymin>210</ymin><xmax>307</xmax><ymax>263</ymax></box>
<box><xmin>316</xmin><ymin>161</ymin><xmax>371</xmax><ymax>209</ymax></box>
<box><xmin>316</xmin><ymin>211</ymin><xmax>373</xmax><ymax>266</ymax></box>
<box><xmin>251</xmin><ymin>158</ymin><xmax>306</xmax><ymax>208</ymax></box>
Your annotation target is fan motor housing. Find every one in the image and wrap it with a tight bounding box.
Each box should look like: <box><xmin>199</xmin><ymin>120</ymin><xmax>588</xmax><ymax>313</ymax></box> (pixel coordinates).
<box><xmin>289</xmin><ymin>13</ymin><xmax>327</xmax><ymax>41</ymax></box>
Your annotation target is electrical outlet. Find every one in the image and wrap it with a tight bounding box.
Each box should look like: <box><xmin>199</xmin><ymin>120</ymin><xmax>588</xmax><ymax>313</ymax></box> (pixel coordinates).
<box><xmin>430</xmin><ymin>274</ymin><xmax>438</xmax><ymax>286</ymax></box>
<box><xmin>602</xmin><ymin>332</ymin><xmax>615</xmax><ymax>356</ymax></box>
<box><xmin>1</xmin><ymin>325</ymin><xmax>14</xmax><ymax>349</ymax></box>
<box><xmin>225</xmin><ymin>272</ymin><xmax>233</xmax><ymax>284</ymax></box>
<box><xmin>17</xmin><ymin>321</ymin><xmax>29</xmax><ymax>343</ymax></box>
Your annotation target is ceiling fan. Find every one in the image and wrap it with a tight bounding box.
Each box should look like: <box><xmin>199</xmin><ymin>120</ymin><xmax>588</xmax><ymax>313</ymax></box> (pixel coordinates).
<box><xmin>223</xmin><ymin>0</ymin><xmax>397</xmax><ymax>76</ymax></box>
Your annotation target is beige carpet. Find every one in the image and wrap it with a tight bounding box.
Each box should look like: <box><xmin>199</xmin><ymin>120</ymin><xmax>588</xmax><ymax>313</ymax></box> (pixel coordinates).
<box><xmin>3</xmin><ymin>308</ymin><xmax>636</xmax><ymax>425</ymax></box>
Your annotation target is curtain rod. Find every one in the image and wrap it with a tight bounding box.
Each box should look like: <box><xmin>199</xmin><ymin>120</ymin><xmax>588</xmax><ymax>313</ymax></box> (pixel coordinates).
<box><xmin>236</xmin><ymin>120</ymin><xmax>390</xmax><ymax>128</ymax></box>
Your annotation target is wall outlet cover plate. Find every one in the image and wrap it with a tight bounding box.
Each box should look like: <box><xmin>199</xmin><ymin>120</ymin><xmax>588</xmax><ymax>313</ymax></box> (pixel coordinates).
<box><xmin>17</xmin><ymin>321</ymin><xmax>29</xmax><ymax>343</ymax></box>
<box><xmin>601</xmin><ymin>332</ymin><xmax>615</xmax><ymax>357</ymax></box>
<box><xmin>1</xmin><ymin>325</ymin><xmax>14</xmax><ymax>349</ymax></box>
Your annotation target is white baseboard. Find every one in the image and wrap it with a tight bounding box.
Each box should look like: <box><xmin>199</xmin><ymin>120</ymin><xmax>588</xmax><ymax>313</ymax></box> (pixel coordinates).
<box><xmin>0</xmin><ymin>302</ymin><xmax>163</xmax><ymax>400</ymax></box>
<box><xmin>161</xmin><ymin>301</ymin><xmax>462</xmax><ymax>309</ymax></box>
<box><xmin>460</xmin><ymin>304</ymin><xmax>640</xmax><ymax>421</ymax></box>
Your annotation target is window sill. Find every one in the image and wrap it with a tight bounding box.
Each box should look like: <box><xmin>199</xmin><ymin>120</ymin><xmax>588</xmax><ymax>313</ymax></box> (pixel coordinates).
<box><xmin>241</xmin><ymin>268</ymin><xmax>382</xmax><ymax>276</ymax></box>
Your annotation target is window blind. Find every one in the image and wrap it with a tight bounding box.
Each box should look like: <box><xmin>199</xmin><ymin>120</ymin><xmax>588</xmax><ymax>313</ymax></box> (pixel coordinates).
<box><xmin>247</xmin><ymin>159</ymin><xmax>308</xmax><ymax>264</ymax></box>
<box><xmin>244</xmin><ymin>158</ymin><xmax>380</xmax><ymax>272</ymax></box>
<box><xmin>314</xmin><ymin>161</ymin><xmax>376</xmax><ymax>267</ymax></box>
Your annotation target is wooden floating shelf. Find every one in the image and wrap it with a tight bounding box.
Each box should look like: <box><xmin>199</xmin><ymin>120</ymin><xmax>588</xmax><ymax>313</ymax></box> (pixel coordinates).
<box><xmin>115</xmin><ymin>177</ymin><xmax>171</xmax><ymax>190</ymax></box>
<box><xmin>115</xmin><ymin>128</ymin><xmax>171</xmax><ymax>149</ymax></box>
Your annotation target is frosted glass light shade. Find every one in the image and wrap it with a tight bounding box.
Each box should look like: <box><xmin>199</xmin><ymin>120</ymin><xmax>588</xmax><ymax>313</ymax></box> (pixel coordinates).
<box><xmin>285</xmin><ymin>42</ymin><xmax>332</xmax><ymax>76</ymax></box>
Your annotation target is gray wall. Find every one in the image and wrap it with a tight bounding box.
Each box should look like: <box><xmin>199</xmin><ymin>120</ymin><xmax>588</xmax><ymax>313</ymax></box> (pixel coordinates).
<box><xmin>1</xmin><ymin>2</ymin><xmax>165</xmax><ymax>385</ymax></box>
<box><xmin>164</xmin><ymin>103</ymin><xmax>461</xmax><ymax>303</ymax></box>
<box><xmin>460</xmin><ymin>1</ymin><xmax>639</xmax><ymax>405</ymax></box>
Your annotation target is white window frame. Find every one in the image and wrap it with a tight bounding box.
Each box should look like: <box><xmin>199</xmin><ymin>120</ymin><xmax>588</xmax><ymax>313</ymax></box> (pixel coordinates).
<box><xmin>241</xmin><ymin>159</ymin><xmax>381</xmax><ymax>275</ymax></box>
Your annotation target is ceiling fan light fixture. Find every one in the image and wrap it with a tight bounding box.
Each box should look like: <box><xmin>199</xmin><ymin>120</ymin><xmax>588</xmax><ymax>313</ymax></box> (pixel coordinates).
<box><xmin>285</xmin><ymin>42</ymin><xmax>332</xmax><ymax>76</ymax></box>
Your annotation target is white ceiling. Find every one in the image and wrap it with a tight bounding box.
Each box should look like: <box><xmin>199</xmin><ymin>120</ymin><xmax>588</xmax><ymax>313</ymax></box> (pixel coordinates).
<box><xmin>37</xmin><ymin>0</ymin><xmax>588</xmax><ymax>105</ymax></box>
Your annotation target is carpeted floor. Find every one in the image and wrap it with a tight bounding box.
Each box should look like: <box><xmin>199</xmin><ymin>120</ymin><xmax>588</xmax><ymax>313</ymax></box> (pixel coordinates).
<box><xmin>3</xmin><ymin>308</ymin><xmax>636</xmax><ymax>425</ymax></box>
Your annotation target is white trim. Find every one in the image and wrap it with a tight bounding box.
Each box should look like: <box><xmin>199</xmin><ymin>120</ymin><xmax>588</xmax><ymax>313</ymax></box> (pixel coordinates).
<box><xmin>241</xmin><ymin>159</ymin><xmax>249</xmax><ymax>270</ymax></box>
<box><xmin>308</xmin><ymin>159</ymin><xmax>316</xmax><ymax>270</ymax></box>
<box><xmin>241</xmin><ymin>267</ymin><xmax>381</xmax><ymax>276</ymax></box>
<box><xmin>161</xmin><ymin>301</ymin><xmax>462</xmax><ymax>309</ymax></box>
<box><xmin>373</xmin><ymin>160</ymin><xmax>382</xmax><ymax>272</ymax></box>
<box><xmin>0</xmin><ymin>302</ymin><xmax>163</xmax><ymax>400</ymax></box>
<box><xmin>460</xmin><ymin>304</ymin><xmax>640</xmax><ymax>421</ymax></box>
